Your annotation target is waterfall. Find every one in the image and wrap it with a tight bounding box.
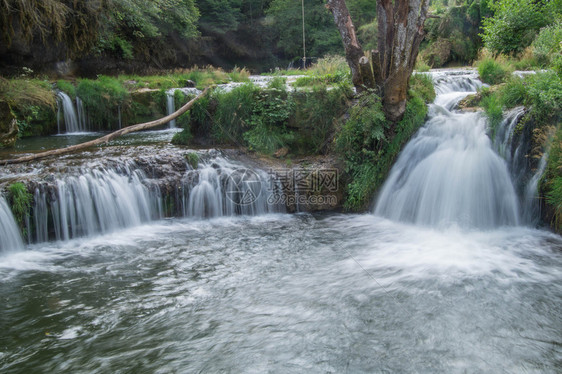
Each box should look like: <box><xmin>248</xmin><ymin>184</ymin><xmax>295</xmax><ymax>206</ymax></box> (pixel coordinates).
<box><xmin>183</xmin><ymin>158</ymin><xmax>281</xmax><ymax>218</ymax></box>
<box><xmin>166</xmin><ymin>90</ymin><xmax>176</xmax><ymax>128</ymax></box>
<box><xmin>27</xmin><ymin>155</ymin><xmax>282</xmax><ymax>244</ymax></box>
<box><xmin>374</xmin><ymin>70</ymin><xmax>520</xmax><ymax>228</ymax></box>
<box><xmin>493</xmin><ymin>106</ymin><xmax>547</xmax><ymax>224</ymax></box>
<box><xmin>165</xmin><ymin>88</ymin><xmax>201</xmax><ymax>128</ymax></box>
<box><xmin>0</xmin><ymin>195</ymin><xmax>24</xmax><ymax>253</ymax></box>
<box><xmin>76</xmin><ymin>97</ymin><xmax>89</xmax><ymax>132</ymax></box>
<box><xmin>56</xmin><ymin>92</ymin><xmax>80</xmax><ymax>133</ymax></box>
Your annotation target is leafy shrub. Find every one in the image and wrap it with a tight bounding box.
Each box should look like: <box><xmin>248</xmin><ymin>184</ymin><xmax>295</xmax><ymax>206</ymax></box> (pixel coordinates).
<box><xmin>8</xmin><ymin>182</ymin><xmax>32</xmax><ymax>234</ymax></box>
<box><xmin>76</xmin><ymin>75</ymin><xmax>129</xmax><ymax>129</ymax></box>
<box><xmin>500</xmin><ymin>76</ymin><xmax>527</xmax><ymax>108</ymax></box>
<box><xmin>478</xmin><ymin>58</ymin><xmax>510</xmax><ymax>85</ymax></box>
<box><xmin>244</xmin><ymin>84</ymin><xmax>295</xmax><ymax>154</ymax></box>
<box><xmin>532</xmin><ymin>21</ymin><xmax>562</xmax><ymax>67</ymax></box>
<box><xmin>480</xmin><ymin>90</ymin><xmax>503</xmax><ymax>138</ymax></box>
<box><xmin>56</xmin><ymin>80</ymin><xmax>76</xmax><ymax>99</ymax></box>
<box><xmin>336</xmin><ymin>91</ymin><xmax>429</xmax><ymax>211</ymax></box>
<box><xmin>212</xmin><ymin>83</ymin><xmax>258</xmax><ymax>142</ymax></box>
<box><xmin>409</xmin><ymin>73</ymin><xmax>436</xmax><ymax>104</ymax></box>
<box><xmin>542</xmin><ymin>126</ymin><xmax>562</xmax><ymax>231</ymax></box>
<box><xmin>481</xmin><ymin>0</ymin><xmax>553</xmax><ymax>55</ymax></box>
<box><xmin>524</xmin><ymin>71</ymin><xmax>562</xmax><ymax>124</ymax></box>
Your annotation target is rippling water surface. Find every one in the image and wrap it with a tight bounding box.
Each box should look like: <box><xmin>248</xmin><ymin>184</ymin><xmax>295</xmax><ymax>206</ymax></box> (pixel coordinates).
<box><xmin>1</xmin><ymin>214</ymin><xmax>561</xmax><ymax>373</ymax></box>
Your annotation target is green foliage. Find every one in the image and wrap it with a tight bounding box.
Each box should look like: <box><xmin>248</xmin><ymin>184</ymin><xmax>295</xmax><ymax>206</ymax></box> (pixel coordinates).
<box><xmin>184</xmin><ymin>152</ymin><xmax>199</xmax><ymax>169</ymax></box>
<box><xmin>478</xmin><ymin>58</ymin><xmax>510</xmax><ymax>85</ymax></box>
<box><xmin>244</xmin><ymin>83</ymin><xmax>296</xmax><ymax>154</ymax></box>
<box><xmin>293</xmin><ymin>83</ymin><xmax>352</xmax><ymax>153</ymax></box>
<box><xmin>480</xmin><ymin>90</ymin><xmax>503</xmax><ymax>138</ymax></box>
<box><xmin>409</xmin><ymin>73</ymin><xmax>436</xmax><ymax>104</ymax></box>
<box><xmin>76</xmin><ymin>76</ymin><xmax>130</xmax><ymax>129</ymax></box>
<box><xmin>524</xmin><ymin>71</ymin><xmax>562</xmax><ymax>124</ymax></box>
<box><xmin>8</xmin><ymin>182</ymin><xmax>32</xmax><ymax>233</ymax></box>
<box><xmin>481</xmin><ymin>0</ymin><xmax>559</xmax><ymax>55</ymax></box>
<box><xmin>500</xmin><ymin>76</ymin><xmax>527</xmax><ymax>108</ymax></box>
<box><xmin>266</xmin><ymin>0</ymin><xmax>342</xmax><ymax>58</ymax></box>
<box><xmin>172</xmin><ymin>126</ymin><xmax>193</xmax><ymax>145</ymax></box>
<box><xmin>543</xmin><ymin>126</ymin><xmax>562</xmax><ymax>231</ymax></box>
<box><xmin>531</xmin><ymin>21</ymin><xmax>562</xmax><ymax>67</ymax></box>
<box><xmin>56</xmin><ymin>80</ymin><xmax>76</xmax><ymax>99</ymax></box>
<box><xmin>212</xmin><ymin>83</ymin><xmax>258</xmax><ymax>142</ymax></box>
<box><xmin>0</xmin><ymin>0</ymin><xmax>106</xmax><ymax>57</ymax></box>
<box><xmin>420</xmin><ymin>3</ymin><xmax>482</xmax><ymax>66</ymax></box>
<box><xmin>336</xmin><ymin>91</ymin><xmax>429</xmax><ymax>211</ymax></box>
<box><xmin>1</xmin><ymin>78</ymin><xmax>57</xmax><ymax>136</ymax></box>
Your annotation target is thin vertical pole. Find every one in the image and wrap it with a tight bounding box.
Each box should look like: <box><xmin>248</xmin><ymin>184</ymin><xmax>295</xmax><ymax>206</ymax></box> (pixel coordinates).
<box><xmin>302</xmin><ymin>0</ymin><xmax>306</xmax><ymax>69</ymax></box>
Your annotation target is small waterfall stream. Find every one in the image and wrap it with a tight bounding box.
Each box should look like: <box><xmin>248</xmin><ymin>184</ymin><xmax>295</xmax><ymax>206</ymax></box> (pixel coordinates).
<box><xmin>0</xmin><ymin>195</ymin><xmax>24</xmax><ymax>253</ymax></box>
<box><xmin>56</xmin><ymin>92</ymin><xmax>90</xmax><ymax>133</ymax></box>
<box><xmin>23</xmin><ymin>155</ymin><xmax>282</xmax><ymax>243</ymax></box>
<box><xmin>375</xmin><ymin>70</ymin><xmax>521</xmax><ymax>228</ymax></box>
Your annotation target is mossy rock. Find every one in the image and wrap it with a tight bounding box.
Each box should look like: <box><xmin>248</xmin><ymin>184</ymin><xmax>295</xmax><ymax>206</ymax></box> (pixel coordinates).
<box><xmin>0</xmin><ymin>101</ymin><xmax>18</xmax><ymax>147</ymax></box>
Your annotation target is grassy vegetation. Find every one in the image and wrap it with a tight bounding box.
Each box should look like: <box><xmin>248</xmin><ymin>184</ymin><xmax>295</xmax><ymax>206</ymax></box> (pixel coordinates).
<box><xmin>8</xmin><ymin>182</ymin><xmax>32</xmax><ymax>235</ymax></box>
<box><xmin>0</xmin><ymin>77</ymin><xmax>57</xmax><ymax>137</ymax></box>
<box><xmin>172</xmin><ymin>74</ymin><xmax>352</xmax><ymax>155</ymax></box>
<box><xmin>477</xmin><ymin>57</ymin><xmax>511</xmax><ymax>85</ymax></box>
<box><xmin>76</xmin><ymin>75</ymin><xmax>130</xmax><ymax>129</ymax></box>
<box><xmin>335</xmin><ymin>75</ymin><xmax>435</xmax><ymax>211</ymax></box>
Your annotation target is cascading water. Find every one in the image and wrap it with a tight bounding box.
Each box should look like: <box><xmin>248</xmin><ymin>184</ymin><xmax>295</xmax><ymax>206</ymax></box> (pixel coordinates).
<box><xmin>375</xmin><ymin>70</ymin><xmax>520</xmax><ymax>228</ymax></box>
<box><xmin>56</xmin><ymin>92</ymin><xmax>80</xmax><ymax>133</ymax></box>
<box><xmin>166</xmin><ymin>91</ymin><xmax>177</xmax><ymax>128</ymax></box>
<box><xmin>493</xmin><ymin>106</ymin><xmax>547</xmax><ymax>224</ymax></box>
<box><xmin>182</xmin><ymin>158</ymin><xmax>282</xmax><ymax>218</ymax></box>
<box><xmin>28</xmin><ymin>154</ymin><xmax>282</xmax><ymax>243</ymax></box>
<box><xmin>0</xmin><ymin>195</ymin><xmax>24</xmax><ymax>253</ymax></box>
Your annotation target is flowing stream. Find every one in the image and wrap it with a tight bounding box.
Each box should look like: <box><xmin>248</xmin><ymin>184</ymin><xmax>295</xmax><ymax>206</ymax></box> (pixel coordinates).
<box><xmin>1</xmin><ymin>70</ymin><xmax>561</xmax><ymax>373</ymax></box>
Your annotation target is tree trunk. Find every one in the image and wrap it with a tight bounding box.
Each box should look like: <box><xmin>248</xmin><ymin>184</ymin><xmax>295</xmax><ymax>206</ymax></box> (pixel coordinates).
<box><xmin>327</xmin><ymin>0</ymin><xmax>430</xmax><ymax>122</ymax></box>
<box><xmin>1</xmin><ymin>87</ymin><xmax>210</xmax><ymax>165</ymax></box>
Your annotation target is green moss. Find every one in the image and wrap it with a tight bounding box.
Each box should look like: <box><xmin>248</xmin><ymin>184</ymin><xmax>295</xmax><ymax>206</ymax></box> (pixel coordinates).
<box><xmin>184</xmin><ymin>152</ymin><xmax>199</xmax><ymax>169</ymax></box>
<box><xmin>542</xmin><ymin>126</ymin><xmax>562</xmax><ymax>231</ymax></box>
<box><xmin>8</xmin><ymin>182</ymin><xmax>32</xmax><ymax>235</ymax></box>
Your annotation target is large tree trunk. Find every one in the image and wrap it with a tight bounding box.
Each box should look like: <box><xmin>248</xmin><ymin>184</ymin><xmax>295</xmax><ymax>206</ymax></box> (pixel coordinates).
<box><xmin>327</xmin><ymin>0</ymin><xmax>429</xmax><ymax>122</ymax></box>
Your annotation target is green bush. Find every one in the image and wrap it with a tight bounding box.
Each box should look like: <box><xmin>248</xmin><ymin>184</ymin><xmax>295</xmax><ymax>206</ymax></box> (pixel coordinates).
<box><xmin>336</xmin><ymin>91</ymin><xmax>429</xmax><ymax>211</ymax></box>
<box><xmin>500</xmin><ymin>76</ymin><xmax>527</xmax><ymax>108</ymax></box>
<box><xmin>76</xmin><ymin>75</ymin><xmax>129</xmax><ymax>129</ymax></box>
<box><xmin>244</xmin><ymin>84</ymin><xmax>295</xmax><ymax>154</ymax></box>
<box><xmin>481</xmin><ymin>0</ymin><xmax>554</xmax><ymax>55</ymax></box>
<box><xmin>8</xmin><ymin>182</ymin><xmax>32</xmax><ymax>234</ymax></box>
<box><xmin>409</xmin><ymin>73</ymin><xmax>436</xmax><ymax>104</ymax></box>
<box><xmin>481</xmin><ymin>90</ymin><xmax>504</xmax><ymax>138</ymax></box>
<box><xmin>525</xmin><ymin>71</ymin><xmax>562</xmax><ymax>124</ymax></box>
<box><xmin>532</xmin><ymin>21</ymin><xmax>562</xmax><ymax>67</ymax></box>
<box><xmin>543</xmin><ymin>126</ymin><xmax>562</xmax><ymax>231</ymax></box>
<box><xmin>478</xmin><ymin>58</ymin><xmax>510</xmax><ymax>85</ymax></box>
<box><xmin>56</xmin><ymin>80</ymin><xmax>76</xmax><ymax>99</ymax></box>
<box><xmin>212</xmin><ymin>83</ymin><xmax>258</xmax><ymax>143</ymax></box>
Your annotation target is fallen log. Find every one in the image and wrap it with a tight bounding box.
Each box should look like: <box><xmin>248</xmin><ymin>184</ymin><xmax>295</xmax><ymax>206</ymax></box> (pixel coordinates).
<box><xmin>1</xmin><ymin>87</ymin><xmax>210</xmax><ymax>165</ymax></box>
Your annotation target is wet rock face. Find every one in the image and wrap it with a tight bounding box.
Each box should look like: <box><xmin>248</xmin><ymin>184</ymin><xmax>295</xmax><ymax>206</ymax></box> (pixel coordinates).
<box><xmin>0</xmin><ymin>102</ymin><xmax>18</xmax><ymax>148</ymax></box>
